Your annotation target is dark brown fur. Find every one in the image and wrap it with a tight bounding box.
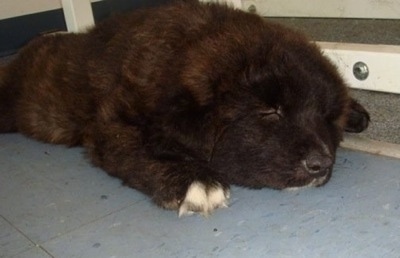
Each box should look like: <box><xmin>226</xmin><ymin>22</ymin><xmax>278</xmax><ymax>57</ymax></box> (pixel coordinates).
<box><xmin>0</xmin><ymin>1</ymin><xmax>369</xmax><ymax>215</ymax></box>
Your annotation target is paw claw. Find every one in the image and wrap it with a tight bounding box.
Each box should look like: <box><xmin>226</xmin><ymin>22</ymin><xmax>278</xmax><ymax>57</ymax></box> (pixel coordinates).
<box><xmin>178</xmin><ymin>181</ymin><xmax>230</xmax><ymax>217</ymax></box>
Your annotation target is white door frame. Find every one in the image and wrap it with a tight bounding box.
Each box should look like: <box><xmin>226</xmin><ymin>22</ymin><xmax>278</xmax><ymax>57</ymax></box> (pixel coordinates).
<box><xmin>61</xmin><ymin>0</ymin><xmax>97</xmax><ymax>32</ymax></box>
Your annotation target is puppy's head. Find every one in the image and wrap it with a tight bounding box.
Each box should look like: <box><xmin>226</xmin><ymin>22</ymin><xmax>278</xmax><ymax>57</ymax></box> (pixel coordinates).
<box><xmin>177</xmin><ymin>9</ymin><xmax>369</xmax><ymax>189</ymax></box>
<box><xmin>206</xmin><ymin>31</ymin><xmax>369</xmax><ymax>189</ymax></box>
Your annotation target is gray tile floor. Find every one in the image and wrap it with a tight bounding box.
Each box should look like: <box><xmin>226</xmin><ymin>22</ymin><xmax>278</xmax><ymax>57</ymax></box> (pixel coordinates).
<box><xmin>1</xmin><ymin>133</ymin><xmax>400</xmax><ymax>258</ymax></box>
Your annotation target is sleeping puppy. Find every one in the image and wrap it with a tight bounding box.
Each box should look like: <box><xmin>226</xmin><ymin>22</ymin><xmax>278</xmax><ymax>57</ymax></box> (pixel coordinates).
<box><xmin>0</xmin><ymin>0</ymin><xmax>369</xmax><ymax>216</ymax></box>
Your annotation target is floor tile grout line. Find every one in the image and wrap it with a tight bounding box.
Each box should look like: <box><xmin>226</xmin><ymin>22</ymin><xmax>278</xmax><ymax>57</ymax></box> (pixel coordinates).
<box><xmin>39</xmin><ymin>198</ymin><xmax>146</xmax><ymax>246</ymax></box>
<box><xmin>1</xmin><ymin>196</ymin><xmax>144</xmax><ymax>257</ymax></box>
<box><xmin>0</xmin><ymin>214</ymin><xmax>55</xmax><ymax>258</ymax></box>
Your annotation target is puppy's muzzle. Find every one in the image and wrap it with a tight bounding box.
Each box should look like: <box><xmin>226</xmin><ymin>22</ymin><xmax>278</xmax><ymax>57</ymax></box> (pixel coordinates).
<box><xmin>303</xmin><ymin>153</ymin><xmax>333</xmax><ymax>178</ymax></box>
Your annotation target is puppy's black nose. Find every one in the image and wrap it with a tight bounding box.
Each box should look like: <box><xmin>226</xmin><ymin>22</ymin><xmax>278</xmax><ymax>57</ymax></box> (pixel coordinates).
<box><xmin>305</xmin><ymin>154</ymin><xmax>333</xmax><ymax>176</ymax></box>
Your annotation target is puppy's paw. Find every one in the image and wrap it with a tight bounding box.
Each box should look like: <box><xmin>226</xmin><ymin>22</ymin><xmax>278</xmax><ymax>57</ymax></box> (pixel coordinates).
<box><xmin>178</xmin><ymin>181</ymin><xmax>230</xmax><ymax>217</ymax></box>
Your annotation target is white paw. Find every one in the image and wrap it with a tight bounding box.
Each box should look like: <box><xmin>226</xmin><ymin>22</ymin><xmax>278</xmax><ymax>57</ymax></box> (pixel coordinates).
<box><xmin>178</xmin><ymin>181</ymin><xmax>230</xmax><ymax>217</ymax></box>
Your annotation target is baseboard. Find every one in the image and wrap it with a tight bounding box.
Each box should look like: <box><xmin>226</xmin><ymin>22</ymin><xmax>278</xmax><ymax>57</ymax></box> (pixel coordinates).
<box><xmin>341</xmin><ymin>134</ymin><xmax>400</xmax><ymax>159</ymax></box>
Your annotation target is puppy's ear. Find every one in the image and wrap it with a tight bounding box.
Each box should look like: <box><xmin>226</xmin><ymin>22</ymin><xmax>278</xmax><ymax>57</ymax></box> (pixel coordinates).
<box><xmin>345</xmin><ymin>98</ymin><xmax>370</xmax><ymax>133</ymax></box>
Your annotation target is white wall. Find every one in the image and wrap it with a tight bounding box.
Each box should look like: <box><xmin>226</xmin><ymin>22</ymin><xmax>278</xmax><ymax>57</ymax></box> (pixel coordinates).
<box><xmin>201</xmin><ymin>0</ymin><xmax>243</xmax><ymax>8</ymax></box>
<box><xmin>0</xmin><ymin>0</ymin><xmax>103</xmax><ymax>20</ymax></box>
<box><xmin>3</xmin><ymin>0</ymin><xmax>400</xmax><ymax>20</ymax></box>
<box><xmin>242</xmin><ymin>0</ymin><xmax>400</xmax><ymax>19</ymax></box>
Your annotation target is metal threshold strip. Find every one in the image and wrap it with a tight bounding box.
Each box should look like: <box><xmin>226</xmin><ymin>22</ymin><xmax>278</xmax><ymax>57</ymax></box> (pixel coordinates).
<box><xmin>319</xmin><ymin>42</ymin><xmax>400</xmax><ymax>95</ymax></box>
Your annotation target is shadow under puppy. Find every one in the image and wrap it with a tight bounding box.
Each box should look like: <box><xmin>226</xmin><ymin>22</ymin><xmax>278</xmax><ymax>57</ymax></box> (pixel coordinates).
<box><xmin>0</xmin><ymin>0</ymin><xmax>369</xmax><ymax>216</ymax></box>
